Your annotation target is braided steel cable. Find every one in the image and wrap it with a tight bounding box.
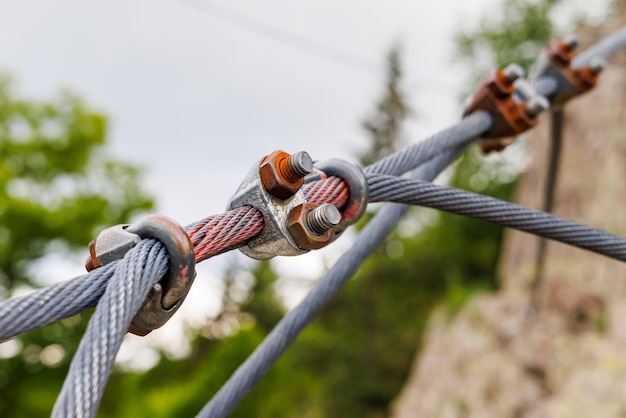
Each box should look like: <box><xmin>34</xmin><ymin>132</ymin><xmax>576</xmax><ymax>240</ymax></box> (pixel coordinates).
<box><xmin>364</xmin><ymin>111</ymin><xmax>493</xmax><ymax>176</ymax></box>
<box><xmin>52</xmin><ymin>239</ymin><xmax>168</xmax><ymax>418</ymax></box>
<box><xmin>187</xmin><ymin>207</ymin><xmax>264</xmax><ymax>263</ymax></box>
<box><xmin>196</xmin><ymin>146</ymin><xmax>465</xmax><ymax>418</ymax></box>
<box><xmin>367</xmin><ymin>174</ymin><xmax>626</xmax><ymax>261</ymax></box>
<box><xmin>0</xmin><ymin>263</ymin><xmax>118</xmax><ymax>342</ymax></box>
<box><xmin>532</xmin><ymin>75</ymin><xmax>559</xmax><ymax>99</ymax></box>
<box><xmin>303</xmin><ymin>175</ymin><xmax>350</xmax><ymax>208</ymax></box>
<box><xmin>573</xmin><ymin>25</ymin><xmax>626</xmax><ymax>67</ymax></box>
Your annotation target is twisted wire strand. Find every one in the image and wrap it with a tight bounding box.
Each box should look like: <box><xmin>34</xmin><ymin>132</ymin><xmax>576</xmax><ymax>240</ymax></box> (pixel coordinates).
<box><xmin>188</xmin><ymin>207</ymin><xmax>264</xmax><ymax>263</ymax></box>
<box><xmin>0</xmin><ymin>263</ymin><xmax>117</xmax><ymax>342</ymax></box>
<box><xmin>52</xmin><ymin>239</ymin><xmax>168</xmax><ymax>418</ymax></box>
<box><xmin>303</xmin><ymin>176</ymin><xmax>350</xmax><ymax>209</ymax></box>
<box><xmin>364</xmin><ymin>111</ymin><xmax>492</xmax><ymax>176</ymax></box>
<box><xmin>532</xmin><ymin>75</ymin><xmax>559</xmax><ymax>100</ymax></box>
<box><xmin>367</xmin><ymin>174</ymin><xmax>626</xmax><ymax>261</ymax></box>
<box><xmin>573</xmin><ymin>25</ymin><xmax>626</xmax><ymax>67</ymax></box>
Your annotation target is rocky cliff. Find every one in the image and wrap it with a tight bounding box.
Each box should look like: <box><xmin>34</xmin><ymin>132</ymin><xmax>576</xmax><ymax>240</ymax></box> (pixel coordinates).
<box><xmin>392</xmin><ymin>11</ymin><xmax>626</xmax><ymax>418</ymax></box>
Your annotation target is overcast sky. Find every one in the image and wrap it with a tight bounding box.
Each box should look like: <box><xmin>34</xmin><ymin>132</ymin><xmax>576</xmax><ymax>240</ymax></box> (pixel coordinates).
<box><xmin>0</xmin><ymin>0</ymin><xmax>507</xmax><ymax>218</ymax></box>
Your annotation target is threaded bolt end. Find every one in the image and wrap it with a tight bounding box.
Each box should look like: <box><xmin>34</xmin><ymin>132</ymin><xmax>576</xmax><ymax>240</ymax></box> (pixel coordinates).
<box><xmin>306</xmin><ymin>204</ymin><xmax>341</xmax><ymax>235</ymax></box>
<box><xmin>589</xmin><ymin>57</ymin><xmax>606</xmax><ymax>75</ymax></box>
<box><xmin>280</xmin><ymin>151</ymin><xmax>313</xmax><ymax>183</ymax></box>
<box><xmin>563</xmin><ymin>34</ymin><xmax>579</xmax><ymax>52</ymax></box>
<box><xmin>503</xmin><ymin>63</ymin><xmax>525</xmax><ymax>84</ymax></box>
<box><xmin>515</xmin><ymin>79</ymin><xmax>536</xmax><ymax>101</ymax></box>
<box><xmin>525</xmin><ymin>95</ymin><xmax>550</xmax><ymax>118</ymax></box>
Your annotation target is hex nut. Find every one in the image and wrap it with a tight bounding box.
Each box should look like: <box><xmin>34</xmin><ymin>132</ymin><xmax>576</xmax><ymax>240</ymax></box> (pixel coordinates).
<box><xmin>259</xmin><ymin>150</ymin><xmax>303</xmax><ymax>200</ymax></box>
<box><xmin>287</xmin><ymin>203</ymin><xmax>333</xmax><ymax>250</ymax></box>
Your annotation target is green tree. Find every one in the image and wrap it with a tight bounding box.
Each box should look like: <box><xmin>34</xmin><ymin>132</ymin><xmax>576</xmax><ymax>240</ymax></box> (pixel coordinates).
<box><xmin>0</xmin><ymin>74</ymin><xmax>154</xmax><ymax>416</ymax></box>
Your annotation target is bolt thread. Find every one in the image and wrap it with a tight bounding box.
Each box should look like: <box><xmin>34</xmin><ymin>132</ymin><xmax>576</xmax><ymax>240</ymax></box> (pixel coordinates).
<box><xmin>280</xmin><ymin>151</ymin><xmax>313</xmax><ymax>183</ymax></box>
<box><xmin>525</xmin><ymin>95</ymin><xmax>550</xmax><ymax>118</ymax></box>
<box><xmin>589</xmin><ymin>57</ymin><xmax>606</xmax><ymax>75</ymax></box>
<box><xmin>515</xmin><ymin>79</ymin><xmax>536</xmax><ymax>101</ymax></box>
<box><xmin>563</xmin><ymin>34</ymin><xmax>579</xmax><ymax>52</ymax></box>
<box><xmin>306</xmin><ymin>204</ymin><xmax>341</xmax><ymax>235</ymax></box>
<box><xmin>503</xmin><ymin>63</ymin><xmax>524</xmax><ymax>84</ymax></box>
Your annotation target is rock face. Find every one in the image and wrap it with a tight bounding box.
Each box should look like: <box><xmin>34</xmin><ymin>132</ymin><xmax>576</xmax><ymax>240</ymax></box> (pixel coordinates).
<box><xmin>391</xmin><ymin>15</ymin><xmax>626</xmax><ymax>418</ymax></box>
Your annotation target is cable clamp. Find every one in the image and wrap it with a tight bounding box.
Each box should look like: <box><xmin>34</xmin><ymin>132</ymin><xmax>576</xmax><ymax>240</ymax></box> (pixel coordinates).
<box><xmin>531</xmin><ymin>34</ymin><xmax>605</xmax><ymax>106</ymax></box>
<box><xmin>228</xmin><ymin>150</ymin><xmax>340</xmax><ymax>259</ymax></box>
<box><xmin>305</xmin><ymin>159</ymin><xmax>368</xmax><ymax>242</ymax></box>
<box><xmin>464</xmin><ymin>63</ymin><xmax>550</xmax><ymax>153</ymax></box>
<box><xmin>85</xmin><ymin>214</ymin><xmax>196</xmax><ymax>336</ymax></box>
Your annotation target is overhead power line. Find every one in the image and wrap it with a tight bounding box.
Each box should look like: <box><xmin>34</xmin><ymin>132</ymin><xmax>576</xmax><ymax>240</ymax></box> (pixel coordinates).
<box><xmin>170</xmin><ymin>0</ymin><xmax>381</xmax><ymax>75</ymax></box>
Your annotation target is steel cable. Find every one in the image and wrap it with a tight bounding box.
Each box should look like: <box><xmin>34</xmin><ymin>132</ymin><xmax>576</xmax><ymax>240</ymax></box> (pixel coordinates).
<box><xmin>3</xmin><ymin>29</ymin><xmax>621</xmax><ymax>346</ymax></box>
<box><xmin>0</xmin><ymin>263</ymin><xmax>118</xmax><ymax>342</ymax></box>
<box><xmin>573</xmin><ymin>25</ymin><xmax>626</xmax><ymax>67</ymax></box>
<box><xmin>52</xmin><ymin>239</ymin><xmax>168</xmax><ymax>418</ymax></box>
<box><xmin>367</xmin><ymin>174</ymin><xmax>626</xmax><ymax>261</ymax></box>
<box><xmin>364</xmin><ymin>111</ymin><xmax>492</xmax><ymax>176</ymax></box>
<box><xmin>188</xmin><ymin>207</ymin><xmax>264</xmax><ymax>263</ymax></box>
<box><xmin>532</xmin><ymin>75</ymin><xmax>559</xmax><ymax>99</ymax></box>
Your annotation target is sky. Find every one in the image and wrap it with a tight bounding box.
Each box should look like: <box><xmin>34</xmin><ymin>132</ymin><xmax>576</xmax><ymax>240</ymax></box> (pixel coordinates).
<box><xmin>0</xmin><ymin>0</ymin><xmax>502</xmax><ymax>220</ymax></box>
<box><xmin>0</xmin><ymin>0</ymin><xmax>611</xmax><ymax>362</ymax></box>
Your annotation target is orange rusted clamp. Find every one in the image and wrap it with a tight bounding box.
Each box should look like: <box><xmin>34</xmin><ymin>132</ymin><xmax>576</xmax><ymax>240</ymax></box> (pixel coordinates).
<box><xmin>85</xmin><ymin>215</ymin><xmax>196</xmax><ymax>336</ymax></box>
<box><xmin>532</xmin><ymin>35</ymin><xmax>605</xmax><ymax>106</ymax></box>
<box><xmin>464</xmin><ymin>64</ymin><xmax>549</xmax><ymax>153</ymax></box>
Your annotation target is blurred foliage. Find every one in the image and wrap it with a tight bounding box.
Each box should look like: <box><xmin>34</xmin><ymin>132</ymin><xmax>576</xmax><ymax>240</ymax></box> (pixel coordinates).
<box><xmin>0</xmin><ymin>74</ymin><xmax>153</xmax><ymax>289</ymax></box>
<box><xmin>0</xmin><ymin>74</ymin><xmax>154</xmax><ymax>416</ymax></box>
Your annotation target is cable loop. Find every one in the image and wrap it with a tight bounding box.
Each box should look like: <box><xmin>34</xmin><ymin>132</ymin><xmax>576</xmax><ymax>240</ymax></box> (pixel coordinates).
<box><xmin>85</xmin><ymin>214</ymin><xmax>196</xmax><ymax>336</ymax></box>
<box><xmin>308</xmin><ymin>159</ymin><xmax>368</xmax><ymax>241</ymax></box>
<box><xmin>227</xmin><ymin>150</ymin><xmax>313</xmax><ymax>259</ymax></box>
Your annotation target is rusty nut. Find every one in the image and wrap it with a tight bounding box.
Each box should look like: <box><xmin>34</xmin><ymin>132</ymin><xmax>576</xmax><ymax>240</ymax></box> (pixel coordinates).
<box><xmin>259</xmin><ymin>150</ymin><xmax>304</xmax><ymax>200</ymax></box>
<box><xmin>287</xmin><ymin>203</ymin><xmax>334</xmax><ymax>250</ymax></box>
<box><xmin>85</xmin><ymin>238</ymin><xmax>99</xmax><ymax>271</ymax></box>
